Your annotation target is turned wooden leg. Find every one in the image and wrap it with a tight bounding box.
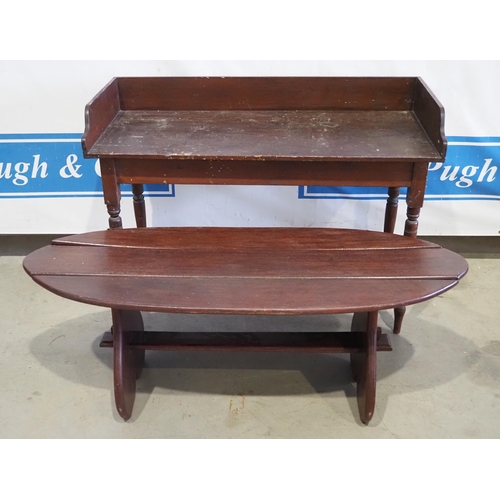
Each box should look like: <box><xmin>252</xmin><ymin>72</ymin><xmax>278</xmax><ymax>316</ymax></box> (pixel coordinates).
<box><xmin>132</xmin><ymin>184</ymin><xmax>147</xmax><ymax>228</ymax></box>
<box><xmin>100</xmin><ymin>159</ymin><xmax>123</xmax><ymax>229</ymax></box>
<box><xmin>107</xmin><ymin>204</ymin><xmax>123</xmax><ymax>229</ymax></box>
<box><xmin>393</xmin><ymin>306</ymin><xmax>406</xmax><ymax>334</ymax></box>
<box><xmin>404</xmin><ymin>162</ymin><xmax>428</xmax><ymax>238</ymax></box>
<box><xmin>383</xmin><ymin>188</ymin><xmax>404</xmax><ymax>332</ymax></box>
<box><xmin>112</xmin><ymin>308</ymin><xmax>145</xmax><ymax>421</ymax></box>
<box><xmin>350</xmin><ymin>311</ymin><xmax>378</xmax><ymax>425</ymax></box>
<box><xmin>404</xmin><ymin>206</ymin><xmax>421</xmax><ymax>237</ymax></box>
<box><xmin>384</xmin><ymin>187</ymin><xmax>400</xmax><ymax>233</ymax></box>
<box><xmin>399</xmin><ymin>168</ymin><xmax>425</xmax><ymax>330</ymax></box>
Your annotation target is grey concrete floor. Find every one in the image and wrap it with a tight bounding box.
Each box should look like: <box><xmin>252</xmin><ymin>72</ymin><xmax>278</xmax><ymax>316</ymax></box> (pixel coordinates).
<box><xmin>1</xmin><ymin>235</ymin><xmax>499</xmax><ymax>438</ymax></box>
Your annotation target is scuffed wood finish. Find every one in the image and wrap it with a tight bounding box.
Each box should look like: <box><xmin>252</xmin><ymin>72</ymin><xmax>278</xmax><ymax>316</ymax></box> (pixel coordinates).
<box><xmin>89</xmin><ymin>109</ymin><xmax>441</xmax><ymax>161</ymax></box>
<box><xmin>82</xmin><ymin>77</ymin><xmax>447</xmax><ymax>242</ymax></box>
<box><xmin>83</xmin><ymin>77</ymin><xmax>446</xmax><ymax>162</ymax></box>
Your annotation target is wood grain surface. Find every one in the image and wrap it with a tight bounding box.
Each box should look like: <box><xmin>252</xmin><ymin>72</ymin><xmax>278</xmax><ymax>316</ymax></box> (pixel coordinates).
<box><xmin>23</xmin><ymin>228</ymin><xmax>468</xmax><ymax>315</ymax></box>
<box><xmin>89</xmin><ymin>109</ymin><xmax>440</xmax><ymax>161</ymax></box>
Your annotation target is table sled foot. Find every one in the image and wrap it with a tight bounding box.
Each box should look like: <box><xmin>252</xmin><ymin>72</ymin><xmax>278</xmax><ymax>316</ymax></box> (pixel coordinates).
<box><xmin>111</xmin><ymin>309</ymin><xmax>145</xmax><ymax>421</ymax></box>
<box><xmin>106</xmin><ymin>309</ymin><xmax>388</xmax><ymax>424</ymax></box>
<box><xmin>350</xmin><ymin>311</ymin><xmax>378</xmax><ymax>424</ymax></box>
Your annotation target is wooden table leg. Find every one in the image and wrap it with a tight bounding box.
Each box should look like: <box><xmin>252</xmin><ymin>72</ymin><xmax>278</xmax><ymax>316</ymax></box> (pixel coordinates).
<box><xmin>393</xmin><ymin>306</ymin><xmax>406</xmax><ymax>334</ymax></box>
<box><xmin>395</xmin><ymin>163</ymin><xmax>428</xmax><ymax>332</ymax></box>
<box><xmin>404</xmin><ymin>207</ymin><xmax>421</xmax><ymax>237</ymax></box>
<box><xmin>384</xmin><ymin>187</ymin><xmax>400</xmax><ymax>233</ymax></box>
<box><xmin>350</xmin><ymin>311</ymin><xmax>378</xmax><ymax>425</ymax></box>
<box><xmin>383</xmin><ymin>187</ymin><xmax>405</xmax><ymax>333</ymax></box>
<box><xmin>100</xmin><ymin>159</ymin><xmax>123</xmax><ymax>229</ymax></box>
<box><xmin>112</xmin><ymin>308</ymin><xmax>145</xmax><ymax>421</ymax></box>
<box><xmin>404</xmin><ymin>162</ymin><xmax>428</xmax><ymax>238</ymax></box>
<box><xmin>132</xmin><ymin>184</ymin><xmax>147</xmax><ymax>228</ymax></box>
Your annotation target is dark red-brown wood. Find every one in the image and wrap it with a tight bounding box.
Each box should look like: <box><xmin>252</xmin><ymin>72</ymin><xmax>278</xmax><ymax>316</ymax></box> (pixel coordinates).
<box><xmin>23</xmin><ymin>227</ymin><xmax>467</xmax><ymax>424</ymax></box>
<box><xmin>117</xmin><ymin>77</ymin><xmax>417</xmax><ymax>112</ymax></box>
<box><xmin>350</xmin><ymin>311</ymin><xmax>378</xmax><ymax>424</ymax></box>
<box><xmin>23</xmin><ymin>228</ymin><xmax>467</xmax><ymax>315</ymax></box>
<box><xmin>26</xmin><ymin>274</ymin><xmax>462</xmax><ymax>316</ymax></box>
<box><xmin>384</xmin><ymin>187</ymin><xmax>400</xmax><ymax>233</ymax></box>
<box><xmin>25</xmin><ymin>245</ymin><xmax>465</xmax><ymax>281</ymax></box>
<box><xmin>113</xmin><ymin>159</ymin><xmax>415</xmax><ymax>187</ymax></box>
<box><xmin>112</xmin><ymin>308</ymin><xmax>145</xmax><ymax>421</ymax></box>
<box><xmin>88</xmin><ymin>109</ymin><xmax>440</xmax><ymax>161</ymax></box>
<box><xmin>53</xmin><ymin>226</ymin><xmax>440</xmax><ymax>250</ymax></box>
<box><xmin>82</xmin><ymin>77</ymin><xmax>446</xmax><ymax>159</ymax></box>
<box><xmin>81</xmin><ymin>78</ymin><xmax>446</xmax><ymax>271</ymax></box>
<box><xmin>131</xmin><ymin>184</ymin><xmax>146</xmax><ymax>228</ymax></box>
<box><xmin>37</xmin><ymin>77</ymin><xmax>453</xmax><ymax>424</ymax></box>
<box><xmin>100</xmin><ymin>329</ymin><xmax>392</xmax><ymax>353</ymax></box>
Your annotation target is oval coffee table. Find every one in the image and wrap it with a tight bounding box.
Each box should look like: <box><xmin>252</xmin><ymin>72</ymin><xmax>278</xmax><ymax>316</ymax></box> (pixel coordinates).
<box><xmin>23</xmin><ymin>227</ymin><xmax>468</xmax><ymax>424</ymax></box>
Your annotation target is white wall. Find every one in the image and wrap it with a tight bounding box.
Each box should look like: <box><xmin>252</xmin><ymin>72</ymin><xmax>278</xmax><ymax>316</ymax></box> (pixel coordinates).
<box><xmin>1</xmin><ymin>60</ymin><xmax>499</xmax><ymax>235</ymax></box>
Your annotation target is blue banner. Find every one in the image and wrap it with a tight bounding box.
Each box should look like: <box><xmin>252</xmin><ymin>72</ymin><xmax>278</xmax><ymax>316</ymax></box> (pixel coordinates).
<box><xmin>0</xmin><ymin>134</ymin><xmax>174</xmax><ymax>198</ymax></box>
<box><xmin>299</xmin><ymin>137</ymin><xmax>500</xmax><ymax>201</ymax></box>
<box><xmin>2</xmin><ymin>134</ymin><xmax>498</xmax><ymax>201</ymax></box>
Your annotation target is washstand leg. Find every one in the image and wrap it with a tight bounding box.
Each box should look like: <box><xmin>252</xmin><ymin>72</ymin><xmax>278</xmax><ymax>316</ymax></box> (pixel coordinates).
<box><xmin>112</xmin><ymin>308</ymin><xmax>145</xmax><ymax>421</ymax></box>
<box><xmin>384</xmin><ymin>187</ymin><xmax>400</xmax><ymax>233</ymax></box>
<box><xmin>100</xmin><ymin>159</ymin><xmax>123</xmax><ymax>229</ymax></box>
<box><xmin>132</xmin><ymin>184</ymin><xmax>147</xmax><ymax>228</ymax></box>
<box><xmin>383</xmin><ymin>187</ymin><xmax>406</xmax><ymax>334</ymax></box>
<box><xmin>350</xmin><ymin>311</ymin><xmax>378</xmax><ymax>425</ymax></box>
<box><xmin>393</xmin><ymin>306</ymin><xmax>406</xmax><ymax>334</ymax></box>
